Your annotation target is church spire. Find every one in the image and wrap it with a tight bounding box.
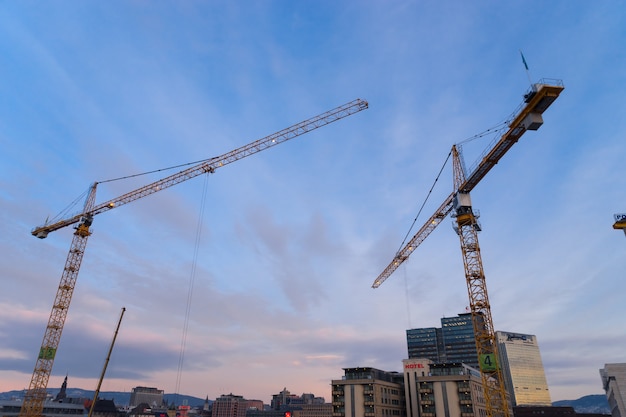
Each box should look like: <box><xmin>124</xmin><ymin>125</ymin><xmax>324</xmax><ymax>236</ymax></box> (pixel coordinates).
<box><xmin>54</xmin><ymin>374</ymin><xmax>68</xmax><ymax>402</ymax></box>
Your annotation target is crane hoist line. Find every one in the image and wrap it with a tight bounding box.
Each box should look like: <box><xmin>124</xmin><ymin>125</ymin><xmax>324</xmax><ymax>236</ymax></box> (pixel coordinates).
<box><xmin>371</xmin><ymin>79</ymin><xmax>564</xmax><ymax>417</ymax></box>
<box><xmin>19</xmin><ymin>98</ymin><xmax>368</xmax><ymax>417</ymax></box>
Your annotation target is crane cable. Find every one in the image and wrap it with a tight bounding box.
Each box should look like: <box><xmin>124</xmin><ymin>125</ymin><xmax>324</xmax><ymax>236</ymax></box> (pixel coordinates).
<box><xmin>399</xmin><ymin>121</ymin><xmax>508</xmax><ymax>328</ymax></box>
<box><xmin>98</xmin><ymin>157</ymin><xmax>215</xmax><ymax>184</ymax></box>
<box><xmin>395</xmin><ymin>121</ymin><xmax>509</xmax><ymax>256</ymax></box>
<box><xmin>45</xmin><ymin>157</ymin><xmax>214</xmax><ymax>398</ymax></box>
<box><xmin>174</xmin><ymin>170</ymin><xmax>210</xmax><ymax>400</ymax></box>
<box><xmin>44</xmin><ymin>158</ymin><xmax>214</xmax><ymax>225</ymax></box>
<box><xmin>396</xmin><ymin>151</ymin><xmax>451</xmax><ymax>256</ymax></box>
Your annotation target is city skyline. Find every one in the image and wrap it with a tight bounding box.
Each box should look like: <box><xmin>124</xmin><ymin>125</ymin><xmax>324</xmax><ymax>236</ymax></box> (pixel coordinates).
<box><xmin>1</xmin><ymin>1</ymin><xmax>625</xmax><ymax>406</ymax></box>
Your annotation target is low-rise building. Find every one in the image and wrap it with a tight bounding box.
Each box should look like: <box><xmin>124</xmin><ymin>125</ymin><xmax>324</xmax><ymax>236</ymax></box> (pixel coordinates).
<box><xmin>402</xmin><ymin>358</ymin><xmax>506</xmax><ymax>417</ymax></box>
<box><xmin>331</xmin><ymin>367</ymin><xmax>405</xmax><ymax>417</ymax></box>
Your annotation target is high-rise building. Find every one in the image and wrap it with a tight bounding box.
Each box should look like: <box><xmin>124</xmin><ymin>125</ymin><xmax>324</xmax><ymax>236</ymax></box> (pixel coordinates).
<box><xmin>442</xmin><ymin>313</ymin><xmax>480</xmax><ymax>369</ymax></box>
<box><xmin>331</xmin><ymin>367</ymin><xmax>405</xmax><ymax>417</ymax></box>
<box><xmin>402</xmin><ymin>358</ymin><xmax>496</xmax><ymax>417</ymax></box>
<box><xmin>495</xmin><ymin>331</ymin><xmax>551</xmax><ymax>406</ymax></box>
<box><xmin>406</xmin><ymin>313</ymin><xmax>479</xmax><ymax>370</ymax></box>
<box><xmin>406</xmin><ymin>327</ymin><xmax>442</xmax><ymax>361</ymax></box>
<box><xmin>600</xmin><ymin>363</ymin><xmax>626</xmax><ymax>417</ymax></box>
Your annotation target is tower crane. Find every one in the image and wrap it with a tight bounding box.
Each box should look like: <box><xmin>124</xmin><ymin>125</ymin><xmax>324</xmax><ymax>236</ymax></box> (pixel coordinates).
<box><xmin>19</xmin><ymin>98</ymin><xmax>368</xmax><ymax>417</ymax></box>
<box><xmin>372</xmin><ymin>80</ymin><xmax>564</xmax><ymax>417</ymax></box>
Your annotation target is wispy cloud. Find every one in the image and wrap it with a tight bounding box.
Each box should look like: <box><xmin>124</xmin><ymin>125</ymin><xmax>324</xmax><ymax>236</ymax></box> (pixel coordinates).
<box><xmin>0</xmin><ymin>0</ymin><xmax>624</xmax><ymax>405</ymax></box>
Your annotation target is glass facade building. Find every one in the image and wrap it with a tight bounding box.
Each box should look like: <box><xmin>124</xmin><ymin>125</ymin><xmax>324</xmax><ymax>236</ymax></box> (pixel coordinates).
<box><xmin>406</xmin><ymin>327</ymin><xmax>442</xmax><ymax>362</ymax></box>
<box><xmin>406</xmin><ymin>313</ymin><xmax>479</xmax><ymax>370</ymax></box>
<box><xmin>441</xmin><ymin>313</ymin><xmax>479</xmax><ymax>369</ymax></box>
<box><xmin>495</xmin><ymin>331</ymin><xmax>551</xmax><ymax>406</ymax></box>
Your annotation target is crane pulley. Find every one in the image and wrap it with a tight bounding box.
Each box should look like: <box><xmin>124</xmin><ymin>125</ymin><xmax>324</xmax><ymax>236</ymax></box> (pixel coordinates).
<box><xmin>20</xmin><ymin>98</ymin><xmax>368</xmax><ymax>417</ymax></box>
<box><xmin>371</xmin><ymin>80</ymin><xmax>564</xmax><ymax>417</ymax></box>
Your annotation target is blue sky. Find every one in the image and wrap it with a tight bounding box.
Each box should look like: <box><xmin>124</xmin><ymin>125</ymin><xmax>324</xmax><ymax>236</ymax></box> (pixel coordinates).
<box><xmin>1</xmin><ymin>1</ymin><xmax>625</xmax><ymax>405</ymax></box>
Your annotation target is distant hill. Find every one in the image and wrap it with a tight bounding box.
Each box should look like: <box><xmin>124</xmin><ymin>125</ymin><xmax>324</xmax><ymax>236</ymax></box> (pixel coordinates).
<box><xmin>0</xmin><ymin>388</ymin><xmax>206</xmax><ymax>408</ymax></box>
<box><xmin>553</xmin><ymin>394</ymin><xmax>611</xmax><ymax>414</ymax></box>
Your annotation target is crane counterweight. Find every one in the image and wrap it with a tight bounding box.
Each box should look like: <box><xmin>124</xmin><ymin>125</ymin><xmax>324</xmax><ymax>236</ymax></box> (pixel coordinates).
<box><xmin>614</xmin><ymin>213</ymin><xmax>626</xmax><ymax>236</ymax></box>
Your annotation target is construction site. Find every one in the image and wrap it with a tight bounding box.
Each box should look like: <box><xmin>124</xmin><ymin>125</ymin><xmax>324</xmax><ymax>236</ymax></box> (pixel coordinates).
<box><xmin>1</xmin><ymin>4</ymin><xmax>625</xmax><ymax>417</ymax></box>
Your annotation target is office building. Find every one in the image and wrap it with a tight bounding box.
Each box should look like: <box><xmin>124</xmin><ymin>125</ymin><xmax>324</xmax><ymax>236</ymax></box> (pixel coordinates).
<box><xmin>402</xmin><ymin>358</ymin><xmax>499</xmax><ymax>417</ymax></box>
<box><xmin>331</xmin><ymin>367</ymin><xmax>405</xmax><ymax>416</ymax></box>
<box><xmin>600</xmin><ymin>363</ymin><xmax>626</xmax><ymax>417</ymax></box>
<box><xmin>129</xmin><ymin>387</ymin><xmax>164</xmax><ymax>408</ymax></box>
<box><xmin>211</xmin><ymin>394</ymin><xmax>263</xmax><ymax>417</ymax></box>
<box><xmin>270</xmin><ymin>388</ymin><xmax>325</xmax><ymax>410</ymax></box>
<box><xmin>406</xmin><ymin>327</ymin><xmax>443</xmax><ymax>362</ymax></box>
<box><xmin>495</xmin><ymin>331</ymin><xmax>551</xmax><ymax>406</ymax></box>
<box><xmin>407</xmin><ymin>313</ymin><xmax>479</xmax><ymax>370</ymax></box>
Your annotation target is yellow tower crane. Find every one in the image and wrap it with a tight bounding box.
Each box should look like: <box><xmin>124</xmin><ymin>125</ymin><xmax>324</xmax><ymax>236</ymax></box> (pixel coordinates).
<box><xmin>372</xmin><ymin>80</ymin><xmax>564</xmax><ymax>417</ymax></box>
<box><xmin>20</xmin><ymin>98</ymin><xmax>368</xmax><ymax>417</ymax></box>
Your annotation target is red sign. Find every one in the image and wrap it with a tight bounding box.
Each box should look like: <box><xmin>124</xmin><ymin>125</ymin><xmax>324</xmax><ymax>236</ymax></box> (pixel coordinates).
<box><xmin>404</xmin><ymin>363</ymin><xmax>425</xmax><ymax>369</ymax></box>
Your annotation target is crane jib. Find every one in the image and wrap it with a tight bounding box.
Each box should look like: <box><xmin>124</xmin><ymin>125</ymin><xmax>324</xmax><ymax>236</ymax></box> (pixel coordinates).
<box><xmin>371</xmin><ymin>80</ymin><xmax>564</xmax><ymax>288</ymax></box>
<box><xmin>31</xmin><ymin>98</ymin><xmax>368</xmax><ymax>238</ymax></box>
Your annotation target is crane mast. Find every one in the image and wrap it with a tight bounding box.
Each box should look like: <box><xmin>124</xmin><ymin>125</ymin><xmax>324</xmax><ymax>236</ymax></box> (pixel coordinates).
<box><xmin>19</xmin><ymin>186</ymin><xmax>97</xmax><ymax>417</ymax></box>
<box><xmin>20</xmin><ymin>98</ymin><xmax>368</xmax><ymax>417</ymax></box>
<box><xmin>451</xmin><ymin>145</ymin><xmax>509</xmax><ymax>417</ymax></box>
<box><xmin>372</xmin><ymin>80</ymin><xmax>564</xmax><ymax>417</ymax></box>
